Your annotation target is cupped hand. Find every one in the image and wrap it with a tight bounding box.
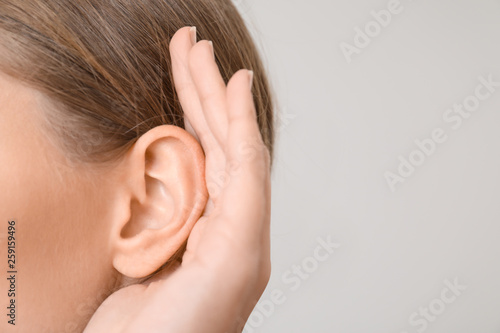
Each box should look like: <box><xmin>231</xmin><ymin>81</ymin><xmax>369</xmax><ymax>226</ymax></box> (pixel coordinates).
<box><xmin>83</xmin><ymin>26</ymin><xmax>272</xmax><ymax>333</ymax></box>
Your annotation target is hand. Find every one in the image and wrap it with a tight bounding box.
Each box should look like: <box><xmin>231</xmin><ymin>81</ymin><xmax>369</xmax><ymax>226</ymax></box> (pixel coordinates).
<box><xmin>83</xmin><ymin>26</ymin><xmax>272</xmax><ymax>333</ymax></box>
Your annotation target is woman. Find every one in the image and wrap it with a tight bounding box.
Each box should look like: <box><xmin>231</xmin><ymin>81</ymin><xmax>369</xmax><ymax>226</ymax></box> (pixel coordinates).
<box><xmin>0</xmin><ymin>1</ymin><xmax>274</xmax><ymax>332</ymax></box>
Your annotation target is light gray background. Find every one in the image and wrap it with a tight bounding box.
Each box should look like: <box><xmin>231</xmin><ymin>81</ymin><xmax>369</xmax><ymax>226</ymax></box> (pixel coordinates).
<box><xmin>234</xmin><ymin>0</ymin><xmax>500</xmax><ymax>332</ymax></box>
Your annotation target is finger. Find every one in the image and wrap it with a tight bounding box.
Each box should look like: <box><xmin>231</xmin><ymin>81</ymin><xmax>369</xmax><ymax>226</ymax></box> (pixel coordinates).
<box><xmin>188</xmin><ymin>40</ymin><xmax>229</xmax><ymax>148</ymax></box>
<box><xmin>170</xmin><ymin>27</ymin><xmax>227</xmax><ymax>206</ymax></box>
<box><xmin>219</xmin><ymin>70</ymin><xmax>271</xmax><ymax>242</ymax></box>
<box><xmin>169</xmin><ymin>26</ymin><xmax>217</xmax><ymax>152</ymax></box>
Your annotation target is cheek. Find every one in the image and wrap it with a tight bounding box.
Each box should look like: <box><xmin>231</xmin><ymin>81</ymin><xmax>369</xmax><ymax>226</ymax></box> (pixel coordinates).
<box><xmin>0</xmin><ymin>142</ymin><xmax>114</xmax><ymax>328</ymax></box>
<box><xmin>0</xmin><ymin>132</ymin><xmax>75</xmax><ymax>244</ymax></box>
<box><xmin>0</xmin><ymin>79</ymin><xmax>116</xmax><ymax>328</ymax></box>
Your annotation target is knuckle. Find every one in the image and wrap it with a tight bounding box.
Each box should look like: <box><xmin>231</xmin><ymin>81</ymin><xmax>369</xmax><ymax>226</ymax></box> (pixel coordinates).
<box><xmin>201</xmin><ymin>88</ymin><xmax>223</xmax><ymax>105</ymax></box>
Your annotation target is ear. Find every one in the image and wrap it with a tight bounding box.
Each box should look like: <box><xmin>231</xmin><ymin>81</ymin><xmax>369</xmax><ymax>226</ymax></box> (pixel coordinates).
<box><xmin>110</xmin><ymin>125</ymin><xmax>208</xmax><ymax>278</ymax></box>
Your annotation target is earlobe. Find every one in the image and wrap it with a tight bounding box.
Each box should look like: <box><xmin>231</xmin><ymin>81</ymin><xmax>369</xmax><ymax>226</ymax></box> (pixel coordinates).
<box><xmin>111</xmin><ymin>125</ymin><xmax>207</xmax><ymax>279</ymax></box>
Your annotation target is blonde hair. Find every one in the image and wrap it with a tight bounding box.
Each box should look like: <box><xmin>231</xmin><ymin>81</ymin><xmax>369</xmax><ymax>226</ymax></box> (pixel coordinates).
<box><xmin>0</xmin><ymin>0</ymin><xmax>275</xmax><ymax>164</ymax></box>
<box><xmin>0</xmin><ymin>0</ymin><xmax>275</xmax><ymax>283</ymax></box>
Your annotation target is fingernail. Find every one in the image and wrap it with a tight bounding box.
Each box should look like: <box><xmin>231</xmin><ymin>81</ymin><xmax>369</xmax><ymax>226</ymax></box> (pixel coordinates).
<box><xmin>190</xmin><ymin>26</ymin><xmax>197</xmax><ymax>46</ymax></box>
<box><xmin>248</xmin><ymin>70</ymin><xmax>254</xmax><ymax>90</ymax></box>
<box><xmin>208</xmin><ymin>41</ymin><xmax>215</xmax><ymax>59</ymax></box>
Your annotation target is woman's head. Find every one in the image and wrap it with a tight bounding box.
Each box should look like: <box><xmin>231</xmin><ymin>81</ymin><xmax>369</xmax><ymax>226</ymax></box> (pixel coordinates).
<box><xmin>0</xmin><ymin>0</ymin><xmax>274</xmax><ymax>331</ymax></box>
<box><xmin>0</xmin><ymin>0</ymin><xmax>274</xmax><ymax>163</ymax></box>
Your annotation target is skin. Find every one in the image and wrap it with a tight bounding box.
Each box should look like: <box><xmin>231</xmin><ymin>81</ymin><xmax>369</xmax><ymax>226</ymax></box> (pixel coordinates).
<box><xmin>1</xmin><ymin>26</ymin><xmax>271</xmax><ymax>332</ymax></box>
<box><xmin>0</xmin><ymin>67</ymin><xmax>122</xmax><ymax>332</ymax></box>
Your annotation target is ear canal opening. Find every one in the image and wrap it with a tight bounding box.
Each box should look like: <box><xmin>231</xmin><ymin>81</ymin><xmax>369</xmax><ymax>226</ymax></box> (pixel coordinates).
<box><xmin>120</xmin><ymin>175</ymin><xmax>175</xmax><ymax>239</ymax></box>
